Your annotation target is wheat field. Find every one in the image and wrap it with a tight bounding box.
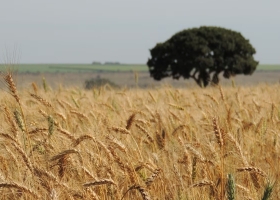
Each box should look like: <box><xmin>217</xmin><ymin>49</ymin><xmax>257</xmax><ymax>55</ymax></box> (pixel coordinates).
<box><xmin>0</xmin><ymin>72</ymin><xmax>279</xmax><ymax>199</ymax></box>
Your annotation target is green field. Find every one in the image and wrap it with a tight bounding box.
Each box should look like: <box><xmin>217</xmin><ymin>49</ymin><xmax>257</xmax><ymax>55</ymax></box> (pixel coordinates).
<box><xmin>0</xmin><ymin>64</ymin><xmax>147</xmax><ymax>73</ymax></box>
<box><xmin>0</xmin><ymin>63</ymin><xmax>279</xmax><ymax>73</ymax></box>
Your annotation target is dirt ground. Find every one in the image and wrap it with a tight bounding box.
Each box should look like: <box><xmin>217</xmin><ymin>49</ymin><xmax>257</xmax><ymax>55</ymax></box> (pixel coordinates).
<box><xmin>3</xmin><ymin>70</ymin><xmax>280</xmax><ymax>90</ymax></box>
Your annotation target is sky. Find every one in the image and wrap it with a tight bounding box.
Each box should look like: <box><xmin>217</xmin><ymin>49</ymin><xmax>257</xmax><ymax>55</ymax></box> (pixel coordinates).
<box><xmin>0</xmin><ymin>0</ymin><xmax>279</xmax><ymax>64</ymax></box>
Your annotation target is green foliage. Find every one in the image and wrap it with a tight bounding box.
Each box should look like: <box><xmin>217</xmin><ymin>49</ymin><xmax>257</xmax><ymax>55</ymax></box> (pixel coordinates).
<box><xmin>14</xmin><ymin>109</ymin><xmax>25</xmax><ymax>132</ymax></box>
<box><xmin>147</xmin><ymin>26</ymin><xmax>259</xmax><ymax>87</ymax></box>
<box><xmin>48</xmin><ymin>115</ymin><xmax>54</xmax><ymax>136</ymax></box>
<box><xmin>84</xmin><ymin>77</ymin><xmax>119</xmax><ymax>90</ymax></box>
<box><xmin>227</xmin><ymin>174</ymin><xmax>235</xmax><ymax>200</ymax></box>
<box><xmin>42</xmin><ymin>77</ymin><xmax>48</xmax><ymax>92</ymax></box>
<box><xmin>261</xmin><ymin>182</ymin><xmax>274</xmax><ymax>200</ymax></box>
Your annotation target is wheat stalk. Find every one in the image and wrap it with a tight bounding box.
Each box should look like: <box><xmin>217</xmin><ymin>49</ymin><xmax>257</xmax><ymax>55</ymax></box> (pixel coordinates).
<box><xmin>212</xmin><ymin>117</ymin><xmax>225</xmax><ymax>199</ymax></box>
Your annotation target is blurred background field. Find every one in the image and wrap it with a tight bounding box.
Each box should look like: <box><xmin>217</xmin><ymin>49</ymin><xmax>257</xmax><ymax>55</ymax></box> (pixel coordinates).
<box><xmin>0</xmin><ymin>64</ymin><xmax>147</xmax><ymax>73</ymax></box>
<box><xmin>0</xmin><ymin>64</ymin><xmax>279</xmax><ymax>73</ymax></box>
<box><xmin>1</xmin><ymin>64</ymin><xmax>279</xmax><ymax>90</ymax></box>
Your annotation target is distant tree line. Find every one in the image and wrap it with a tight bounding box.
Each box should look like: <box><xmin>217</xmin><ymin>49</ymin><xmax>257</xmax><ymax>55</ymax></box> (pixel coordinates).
<box><xmin>92</xmin><ymin>61</ymin><xmax>121</xmax><ymax>65</ymax></box>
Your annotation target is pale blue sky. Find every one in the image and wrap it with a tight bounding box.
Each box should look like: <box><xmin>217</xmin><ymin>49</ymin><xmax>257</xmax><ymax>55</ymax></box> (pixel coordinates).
<box><xmin>0</xmin><ymin>0</ymin><xmax>279</xmax><ymax>64</ymax></box>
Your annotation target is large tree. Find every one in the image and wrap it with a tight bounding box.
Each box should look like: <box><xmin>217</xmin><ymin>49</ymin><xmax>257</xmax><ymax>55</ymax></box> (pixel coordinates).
<box><xmin>147</xmin><ymin>26</ymin><xmax>258</xmax><ymax>87</ymax></box>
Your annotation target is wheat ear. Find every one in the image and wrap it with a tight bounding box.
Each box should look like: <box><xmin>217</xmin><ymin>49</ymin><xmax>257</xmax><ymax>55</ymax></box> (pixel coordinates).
<box><xmin>135</xmin><ymin>124</ymin><xmax>154</xmax><ymax>143</ymax></box>
<box><xmin>3</xmin><ymin>73</ymin><xmax>20</xmax><ymax>104</ymax></box>
<box><xmin>145</xmin><ymin>168</ymin><xmax>161</xmax><ymax>187</ymax></box>
<box><xmin>57</xmin><ymin>127</ymin><xmax>76</xmax><ymax>142</ymax></box>
<box><xmin>30</xmin><ymin>93</ymin><xmax>52</xmax><ymax>108</ymax></box>
<box><xmin>212</xmin><ymin>117</ymin><xmax>225</xmax><ymax>199</ymax></box>
<box><xmin>70</xmin><ymin>110</ymin><xmax>90</xmax><ymax>123</ymax></box>
<box><xmin>3</xmin><ymin>106</ymin><xmax>18</xmax><ymax>137</ymax></box>
<box><xmin>191</xmin><ymin>179</ymin><xmax>218</xmax><ymax>199</ymax></box>
<box><xmin>0</xmin><ymin>182</ymin><xmax>40</xmax><ymax>199</ymax></box>
<box><xmin>83</xmin><ymin>179</ymin><xmax>116</xmax><ymax>187</ymax></box>
<box><xmin>50</xmin><ymin>149</ymin><xmax>82</xmax><ymax>164</ymax></box>
<box><xmin>11</xmin><ymin>142</ymin><xmax>34</xmax><ymax>173</ymax></box>
<box><xmin>236</xmin><ymin>167</ymin><xmax>267</xmax><ymax>177</ymax></box>
<box><xmin>121</xmin><ymin>184</ymin><xmax>151</xmax><ymax>200</ymax></box>
<box><xmin>72</xmin><ymin>135</ymin><xmax>95</xmax><ymax>147</ymax></box>
<box><xmin>0</xmin><ymin>132</ymin><xmax>19</xmax><ymax>146</ymax></box>
<box><xmin>227</xmin><ymin>174</ymin><xmax>235</xmax><ymax>200</ymax></box>
<box><xmin>111</xmin><ymin>126</ymin><xmax>131</xmax><ymax>134</ymax></box>
<box><xmin>261</xmin><ymin>182</ymin><xmax>274</xmax><ymax>200</ymax></box>
<box><xmin>31</xmin><ymin>82</ymin><xmax>38</xmax><ymax>94</ymax></box>
<box><xmin>126</xmin><ymin>113</ymin><xmax>136</xmax><ymax>130</ymax></box>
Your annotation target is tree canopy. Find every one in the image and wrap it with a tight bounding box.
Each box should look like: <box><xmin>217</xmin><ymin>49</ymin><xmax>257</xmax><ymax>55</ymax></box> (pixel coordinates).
<box><xmin>147</xmin><ymin>26</ymin><xmax>258</xmax><ymax>87</ymax></box>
